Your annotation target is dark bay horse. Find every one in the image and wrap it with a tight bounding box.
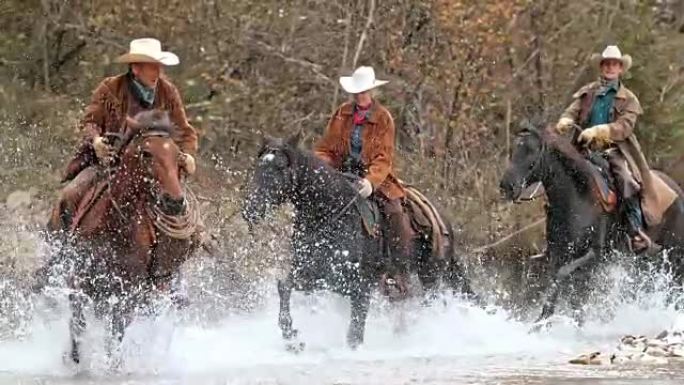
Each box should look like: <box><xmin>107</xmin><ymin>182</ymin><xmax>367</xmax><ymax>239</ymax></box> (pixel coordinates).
<box><xmin>44</xmin><ymin>110</ymin><xmax>201</xmax><ymax>364</ymax></box>
<box><xmin>241</xmin><ymin>134</ymin><xmax>471</xmax><ymax>349</ymax></box>
<box><xmin>499</xmin><ymin>124</ymin><xmax>684</xmax><ymax>324</ymax></box>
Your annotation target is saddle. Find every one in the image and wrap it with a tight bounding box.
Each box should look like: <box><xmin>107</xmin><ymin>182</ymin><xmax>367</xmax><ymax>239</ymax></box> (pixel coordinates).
<box><xmin>586</xmin><ymin>152</ymin><xmax>618</xmax><ymax>213</ymax></box>
<box><xmin>355</xmin><ymin>197</ymin><xmax>381</xmax><ymax>237</ymax></box>
<box><xmin>354</xmin><ymin>184</ymin><xmax>450</xmax><ymax>259</ymax></box>
<box><xmin>70</xmin><ymin>175</ymin><xmax>111</xmax><ymax>233</ymax></box>
<box><xmin>402</xmin><ymin>184</ymin><xmax>450</xmax><ymax>259</ymax></box>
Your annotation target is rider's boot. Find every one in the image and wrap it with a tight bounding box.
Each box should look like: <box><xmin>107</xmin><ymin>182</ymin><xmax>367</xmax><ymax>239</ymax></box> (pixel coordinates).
<box><xmin>624</xmin><ymin>195</ymin><xmax>654</xmax><ymax>253</ymax></box>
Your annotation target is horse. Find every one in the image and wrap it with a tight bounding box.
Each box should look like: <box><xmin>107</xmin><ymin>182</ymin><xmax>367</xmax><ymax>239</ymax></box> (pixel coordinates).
<box><xmin>241</xmin><ymin>134</ymin><xmax>472</xmax><ymax>349</ymax></box>
<box><xmin>499</xmin><ymin>124</ymin><xmax>684</xmax><ymax>324</ymax></box>
<box><xmin>43</xmin><ymin>110</ymin><xmax>201</xmax><ymax>365</ymax></box>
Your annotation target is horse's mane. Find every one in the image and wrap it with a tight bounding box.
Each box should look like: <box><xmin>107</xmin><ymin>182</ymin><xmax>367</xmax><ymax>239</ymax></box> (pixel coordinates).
<box><xmin>125</xmin><ymin>110</ymin><xmax>174</xmax><ymax>140</ymax></box>
<box><xmin>537</xmin><ymin>124</ymin><xmax>604</xmax><ymax>190</ymax></box>
<box><xmin>117</xmin><ymin>110</ymin><xmax>175</xmax><ymax>152</ymax></box>
<box><xmin>276</xmin><ymin>141</ymin><xmax>358</xmax><ymax>200</ymax></box>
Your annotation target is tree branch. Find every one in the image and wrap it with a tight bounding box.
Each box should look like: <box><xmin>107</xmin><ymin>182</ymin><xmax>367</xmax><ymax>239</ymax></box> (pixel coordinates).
<box><xmin>351</xmin><ymin>0</ymin><xmax>376</xmax><ymax>67</ymax></box>
<box><xmin>470</xmin><ymin>217</ymin><xmax>546</xmax><ymax>255</ymax></box>
<box><xmin>329</xmin><ymin>3</ymin><xmax>354</xmax><ymax>116</ymax></box>
<box><xmin>245</xmin><ymin>36</ymin><xmax>333</xmax><ymax>85</ymax></box>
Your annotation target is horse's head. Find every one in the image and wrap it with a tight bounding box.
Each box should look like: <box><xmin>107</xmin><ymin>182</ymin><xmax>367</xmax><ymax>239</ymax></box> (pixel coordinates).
<box><xmin>499</xmin><ymin>125</ymin><xmax>546</xmax><ymax>201</ymax></box>
<box><xmin>241</xmin><ymin>133</ymin><xmax>301</xmax><ymax>227</ymax></box>
<box><xmin>120</xmin><ymin>110</ymin><xmax>190</xmax><ymax>216</ymax></box>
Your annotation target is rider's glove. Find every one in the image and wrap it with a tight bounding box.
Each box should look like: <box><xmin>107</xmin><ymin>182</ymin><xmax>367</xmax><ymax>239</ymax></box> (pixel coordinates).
<box><xmin>179</xmin><ymin>153</ymin><xmax>196</xmax><ymax>175</ymax></box>
<box><xmin>578</xmin><ymin>124</ymin><xmax>612</xmax><ymax>149</ymax></box>
<box><xmin>354</xmin><ymin>178</ymin><xmax>373</xmax><ymax>198</ymax></box>
<box><xmin>555</xmin><ymin>117</ymin><xmax>575</xmax><ymax>135</ymax></box>
<box><xmin>93</xmin><ymin>136</ymin><xmax>115</xmax><ymax>163</ymax></box>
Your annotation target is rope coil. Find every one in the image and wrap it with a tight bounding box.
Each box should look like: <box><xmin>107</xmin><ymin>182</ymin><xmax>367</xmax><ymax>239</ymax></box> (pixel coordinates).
<box><xmin>146</xmin><ymin>185</ymin><xmax>201</xmax><ymax>240</ymax></box>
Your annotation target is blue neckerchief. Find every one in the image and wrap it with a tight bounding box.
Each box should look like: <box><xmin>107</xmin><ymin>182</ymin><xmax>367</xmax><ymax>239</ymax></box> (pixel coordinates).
<box><xmin>128</xmin><ymin>71</ymin><xmax>156</xmax><ymax>108</ymax></box>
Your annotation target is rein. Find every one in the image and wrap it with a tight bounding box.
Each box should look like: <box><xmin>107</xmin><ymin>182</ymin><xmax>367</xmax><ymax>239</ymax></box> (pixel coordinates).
<box><xmin>290</xmin><ymin>152</ymin><xmax>361</xmax><ymax>234</ymax></box>
<box><xmin>109</xmin><ymin>130</ymin><xmax>200</xmax><ymax>240</ymax></box>
<box><xmin>324</xmin><ymin>172</ymin><xmax>363</xmax><ymax>226</ymax></box>
<box><xmin>514</xmin><ymin>130</ymin><xmax>546</xmax><ymax>203</ymax></box>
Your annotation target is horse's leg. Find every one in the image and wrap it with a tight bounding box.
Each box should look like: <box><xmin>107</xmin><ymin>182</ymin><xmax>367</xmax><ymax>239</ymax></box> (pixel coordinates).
<box><xmin>68</xmin><ymin>291</ymin><xmax>87</xmax><ymax>364</ymax></box>
<box><xmin>535</xmin><ymin>279</ymin><xmax>561</xmax><ymax>324</ymax></box>
<box><xmin>415</xmin><ymin>238</ymin><xmax>438</xmax><ymax>303</ymax></box>
<box><xmin>535</xmin><ymin>248</ymin><xmax>598</xmax><ymax>325</ymax></box>
<box><xmin>568</xmin><ymin>266</ymin><xmax>592</xmax><ymax>326</ymax></box>
<box><xmin>106</xmin><ymin>293</ymin><xmax>133</xmax><ymax>369</ymax></box>
<box><xmin>569</xmin><ymin>220</ymin><xmax>609</xmax><ymax>325</ymax></box>
<box><xmin>277</xmin><ymin>274</ymin><xmax>295</xmax><ymax>339</ymax></box>
<box><xmin>278</xmin><ymin>273</ymin><xmax>304</xmax><ymax>352</ymax></box>
<box><xmin>347</xmin><ymin>284</ymin><xmax>371</xmax><ymax>349</ymax></box>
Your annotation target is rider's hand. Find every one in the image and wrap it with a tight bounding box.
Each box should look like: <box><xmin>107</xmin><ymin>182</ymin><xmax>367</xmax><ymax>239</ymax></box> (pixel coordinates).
<box><xmin>179</xmin><ymin>152</ymin><xmax>196</xmax><ymax>175</ymax></box>
<box><xmin>354</xmin><ymin>178</ymin><xmax>373</xmax><ymax>198</ymax></box>
<box><xmin>93</xmin><ymin>136</ymin><xmax>115</xmax><ymax>163</ymax></box>
<box><xmin>555</xmin><ymin>117</ymin><xmax>575</xmax><ymax>134</ymax></box>
<box><xmin>578</xmin><ymin>124</ymin><xmax>612</xmax><ymax>149</ymax></box>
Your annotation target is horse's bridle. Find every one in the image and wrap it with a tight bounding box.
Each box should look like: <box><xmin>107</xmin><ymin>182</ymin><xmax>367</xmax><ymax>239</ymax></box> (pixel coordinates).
<box><xmin>513</xmin><ymin>130</ymin><xmax>546</xmax><ymax>203</ymax></box>
<box><xmin>256</xmin><ymin>146</ymin><xmax>361</xmax><ymax>232</ymax></box>
<box><xmin>135</xmin><ymin>131</ymin><xmax>199</xmax><ymax>240</ymax></box>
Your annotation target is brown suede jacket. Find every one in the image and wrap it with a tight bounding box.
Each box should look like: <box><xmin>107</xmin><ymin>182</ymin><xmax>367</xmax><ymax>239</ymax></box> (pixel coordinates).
<box><xmin>63</xmin><ymin>73</ymin><xmax>198</xmax><ymax>181</ymax></box>
<box><xmin>314</xmin><ymin>101</ymin><xmax>404</xmax><ymax>200</ymax></box>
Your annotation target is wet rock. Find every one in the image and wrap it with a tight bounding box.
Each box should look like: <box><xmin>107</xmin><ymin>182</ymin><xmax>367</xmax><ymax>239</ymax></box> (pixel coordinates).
<box><xmin>577</xmin><ymin>329</ymin><xmax>684</xmax><ymax>366</ymax></box>
<box><xmin>569</xmin><ymin>352</ymin><xmax>603</xmax><ymax>365</ymax></box>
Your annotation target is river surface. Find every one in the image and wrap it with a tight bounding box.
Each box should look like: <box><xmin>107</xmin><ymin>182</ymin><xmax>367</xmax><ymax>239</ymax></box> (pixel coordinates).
<box><xmin>0</xmin><ymin>264</ymin><xmax>683</xmax><ymax>385</ymax></box>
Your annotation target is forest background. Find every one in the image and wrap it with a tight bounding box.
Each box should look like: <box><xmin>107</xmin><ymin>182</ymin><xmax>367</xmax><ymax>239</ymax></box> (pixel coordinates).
<box><xmin>2</xmin><ymin>0</ymin><xmax>684</xmax><ymax>308</ymax></box>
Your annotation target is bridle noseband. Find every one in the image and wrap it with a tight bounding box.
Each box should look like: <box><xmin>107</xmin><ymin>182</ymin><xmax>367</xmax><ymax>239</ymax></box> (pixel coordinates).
<box><xmin>513</xmin><ymin>130</ymin><xmax>546</xmax><ymax>203</ymax></box>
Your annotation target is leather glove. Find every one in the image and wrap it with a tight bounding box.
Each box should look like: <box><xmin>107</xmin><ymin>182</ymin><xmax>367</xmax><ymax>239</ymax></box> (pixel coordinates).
<box><xmin>354</xmin><ymin>178</ymin><xmax>373</xmax><ymax>198</ymax></box>
<box><xmin>179</xmin><ymin>152</ymin><xmax>196</xmax><ymax>175</ymax></box>
<box><xmin>555</xmin><ymin>117</ymin><xmax>575</xmax><ymax>134</ymax></box>
<box><xmin>578</xmin><ymin>124</ymin><xmax>612</xmax><ymax>149</ymax></box>
<box><xmin>93</xmin><ymin>136</ymin><xmax>115</xmax><ymax>163</ymax></box>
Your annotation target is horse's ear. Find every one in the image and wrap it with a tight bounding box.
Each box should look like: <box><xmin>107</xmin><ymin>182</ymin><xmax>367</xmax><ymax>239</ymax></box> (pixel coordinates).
<box><xmin>261</xmin><ymin>135</ymin><xmax>275</xmax><ymax>148</ymax></box>
<box><xmin>286</xmin><ymin>131</ymin><xmax>302</xmax><ymax>148</ymax></box>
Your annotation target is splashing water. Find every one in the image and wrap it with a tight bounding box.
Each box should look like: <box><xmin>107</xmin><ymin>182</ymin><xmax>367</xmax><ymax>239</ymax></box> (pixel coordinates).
<box><xmin>0</xmin><ymin>256</ymin><xmax>683</xmax><ymax>385</ymax></box>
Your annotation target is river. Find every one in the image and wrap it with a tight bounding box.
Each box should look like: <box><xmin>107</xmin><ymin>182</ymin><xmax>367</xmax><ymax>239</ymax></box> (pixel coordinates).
<box><xmin>0</xmin><ymin>262</ymin><xmax>683</xmax><ymax>385</ymax></box>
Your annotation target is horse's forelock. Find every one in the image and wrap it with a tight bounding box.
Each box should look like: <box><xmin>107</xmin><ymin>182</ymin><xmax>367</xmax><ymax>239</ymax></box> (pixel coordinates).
<box><xmin>131</xmin><ymin>110</ymin><xmax>174</xmax><ymax>136</ymax></box>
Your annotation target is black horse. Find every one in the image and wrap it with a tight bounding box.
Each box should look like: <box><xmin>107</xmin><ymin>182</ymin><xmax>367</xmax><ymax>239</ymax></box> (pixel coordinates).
<box><xmin>499</xmin><ymin>124</ymin><xmax>684</xmax><ymax>324</ymax></box>
<box><xmin>242</xmin><ymin>134</ymin><xmax>471</xmax><ymax>349</ymax></box>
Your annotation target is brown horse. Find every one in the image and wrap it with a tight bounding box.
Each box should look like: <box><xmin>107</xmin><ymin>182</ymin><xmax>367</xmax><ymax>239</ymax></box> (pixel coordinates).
<box><xmin>44</xmin><ymin>110</ymin><xmax>201</xmax><ymax>365</ymax></box>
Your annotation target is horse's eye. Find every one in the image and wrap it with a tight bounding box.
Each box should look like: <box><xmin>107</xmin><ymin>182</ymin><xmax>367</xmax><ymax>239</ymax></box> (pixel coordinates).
<box><xmin>142</xmin><ymin>151</ymin><xmax>153</xmax><ymax>159</ymax></box>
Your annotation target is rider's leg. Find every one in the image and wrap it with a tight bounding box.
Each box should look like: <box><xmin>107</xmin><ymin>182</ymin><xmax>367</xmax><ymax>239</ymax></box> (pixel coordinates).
<box><xmin>56</xmin><ymin>166</ymin><xmax>98</xmax><ymax>230</ymax></box>
<box><xmin>377</xmin><ymin>195</ymin><xmax>414</xmax><ymax>294</ymax></box>
<box><xmin>608</xmin><ymin>150</ymin><xmax>652</xmax><ymax>251</ymax></box>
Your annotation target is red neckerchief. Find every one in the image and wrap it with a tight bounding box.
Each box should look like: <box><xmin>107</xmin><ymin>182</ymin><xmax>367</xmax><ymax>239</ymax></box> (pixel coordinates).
<box><xmin>353</xmin><ymin>103</ymin><xmax>372</xmax><ymax>125</ymax></box>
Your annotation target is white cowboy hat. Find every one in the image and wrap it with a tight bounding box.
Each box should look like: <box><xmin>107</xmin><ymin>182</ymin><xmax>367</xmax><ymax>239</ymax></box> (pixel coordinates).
<box><xmin>115</xmin><ymin>38</ymin><xmax>179</xmax><ymax>66</ymax></box>
<box><xmin>591</xmin><ymin>45</ymin><xmax>632</xmax><ymax>72</ymax></box>
<box><xmin>339</xmin><ymin>66</ymin><xmax>388</xmax><ymax>94</ymax></box>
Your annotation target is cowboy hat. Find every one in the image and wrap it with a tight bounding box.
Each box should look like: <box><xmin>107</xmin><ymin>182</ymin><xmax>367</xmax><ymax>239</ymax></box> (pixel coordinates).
<box><xmin>339</xmin><ymin>66</ymin><xmax>388</xmax><ymax>94</ymax></box>
<box><xmin>591</xmin><ymin>45</ymin><xmax>632</xmax><ymax>72</ymax></box>
<box><xmin>115</xmin><ymin>38</ymin><xmax>179</xmax><ymax>66</ymax></box>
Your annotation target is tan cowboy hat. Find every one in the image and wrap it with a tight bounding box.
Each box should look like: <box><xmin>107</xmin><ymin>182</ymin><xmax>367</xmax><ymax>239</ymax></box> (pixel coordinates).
<box><xmin>339</xmin><ymin>66</ymin><xmax>388</xmax><ymax>94</ymax></box>
<box><xmin>115</xmin><ymin>38</ymin><xmax>179</xmax><ymax>66</ymax></box>
<box><xmin>591</xmin><ymin>45</ymin><xmax>632</xmax><ymax>72</ymax></box>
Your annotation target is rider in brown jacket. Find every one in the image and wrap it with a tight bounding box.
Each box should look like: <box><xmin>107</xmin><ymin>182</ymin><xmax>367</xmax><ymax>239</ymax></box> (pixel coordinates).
<box><xmin>555</xmin><ymin>45</ymin><xmax>676</xmax><ymax>252</ymax></box>
<box><xmin>54</xmin><ymin>38</ymin><xmax>198</xmax><ymax>231</ymax></box>
<box><xmin>315</xmin><ymin>66</ymin><xmax>412</xmax><ymax>293</ymax></box>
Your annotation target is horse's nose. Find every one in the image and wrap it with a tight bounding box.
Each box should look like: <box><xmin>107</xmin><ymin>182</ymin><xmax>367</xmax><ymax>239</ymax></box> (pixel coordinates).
<box><xmin>499</xmin><ymin>178</ymin><xmax>516</xmax><ymax>201</ymax></box>
<box><xmin>499</xmin><ymin>179</ymin><xmax>511</xmax><ymax>196</ymax></box>
<box><xmin>160</xmin><ymin>193</ymin><xmax>186</xmax><ymax>216</ymax></box>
